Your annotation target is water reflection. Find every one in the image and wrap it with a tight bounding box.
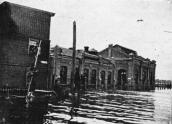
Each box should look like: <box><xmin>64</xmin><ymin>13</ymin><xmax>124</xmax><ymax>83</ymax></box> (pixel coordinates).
<box><xmin>46</xmin><ymin>89</ymin><xmax>172</xmax><ymax>124</ymax></box>
<box><xmin>0</xmin><ymin>89</ymin><xmax>172</xmax><ymax>124</ymax></box>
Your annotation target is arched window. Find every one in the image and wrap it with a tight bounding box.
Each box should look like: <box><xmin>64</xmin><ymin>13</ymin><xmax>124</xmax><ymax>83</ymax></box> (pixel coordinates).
<box><xmin>100</xmin><ymin>71</ymin><xmax>105</xmax><ymax>84</ymax></box>
<box><xmin>84</xmin><ymin>68</ymin><xmax>89</xmax><ymax>85</ymax></box>
<box><xmin>91</xmin><ymin>69</ymin><xmax>97</xmax><ymax>84</ymax></box>
<box><xmin>60</xmin><ymin>66</ymin><xmax>67</xmax><ymax>84</ymax></box>
<box><xmin>143</xmin><ymin>70</ymin><xmax>147</xmax><ymax>83</ymax></box>
<box><xmin>107</xmin><ymin>71</ymin><xmax>112</xmax><ymax>84</ymax></box>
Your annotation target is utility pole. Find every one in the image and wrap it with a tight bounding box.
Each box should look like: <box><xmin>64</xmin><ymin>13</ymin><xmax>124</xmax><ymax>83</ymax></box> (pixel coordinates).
<box><xmin>71</xmin><ymin>21</ymin><xmax>76</xmax><ymax>94</ymax></box>
<box><xmin>70</xmin><ymin>21</ymin><xmax>78</xmax><ymax>119</ymax></box>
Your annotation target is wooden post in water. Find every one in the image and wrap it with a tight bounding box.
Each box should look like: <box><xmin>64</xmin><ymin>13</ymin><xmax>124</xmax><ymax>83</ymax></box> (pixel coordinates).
<box><xmin>71</xmin><ymin>21</ymin><xmax>76</xmax><ymax>94</ymax></box>
<box><xmin>69</xmin><ymin>21</ymin><xmax>77</xmax><ymax>119</ymax></box>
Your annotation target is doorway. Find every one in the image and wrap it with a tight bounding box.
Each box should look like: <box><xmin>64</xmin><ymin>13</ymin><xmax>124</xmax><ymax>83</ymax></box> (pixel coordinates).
<box><xmin>117</xmin><ymin>69</ymin><xmax>127</xmax><ymax>90</ymax></box>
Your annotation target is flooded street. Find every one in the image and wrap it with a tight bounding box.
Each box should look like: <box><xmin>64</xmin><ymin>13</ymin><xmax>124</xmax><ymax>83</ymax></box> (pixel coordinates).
<box><xmin>45</xmin><ymin>89</ymin><xmax>172</xmax><ymax>124</ymax></box>
<box><xmin>0</xmin><ymin>89</ymin><xmax>171</xmax><ymax>124</ymax></box>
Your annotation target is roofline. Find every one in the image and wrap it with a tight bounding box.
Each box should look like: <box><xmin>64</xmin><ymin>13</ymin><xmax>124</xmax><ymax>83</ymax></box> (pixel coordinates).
<box><xmin>1</xmin><ymin>1</ymin><xmax>55</xmax><ymax>16</ymax></box>
<box><xmin>114</xmin><ymin>44</ymin><xmax>137</xmax><ymax>53</ymax></box>
<box><xmin>99</xmin><ymin>44</ymin><xmax>137</xmax><ymax>54</ymax></box>
<box><xmin>99</xmin><ymin>47</ymin><xmax>108</xmax><ymax>53</ymax></box>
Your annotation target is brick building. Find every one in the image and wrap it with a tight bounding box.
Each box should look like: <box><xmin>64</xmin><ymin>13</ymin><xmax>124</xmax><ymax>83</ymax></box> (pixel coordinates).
<box><xmin>100</xmin><ymin>44</ymin><xmax>156</xmax><ymax>90</ymax></box>
<box><xmin>50</xmin><ymin>44</ymin><xmax>156</xmax><ymax>91</ymax></box>
<box><xmin>0</xmin><ymin>2</ymin><xmax>54</xmax><ymax>88</ymax></box>
<box><xmin>49</xmin><ymin>46</ymin><xmax>115</xmax><ymax>90</ymax></box>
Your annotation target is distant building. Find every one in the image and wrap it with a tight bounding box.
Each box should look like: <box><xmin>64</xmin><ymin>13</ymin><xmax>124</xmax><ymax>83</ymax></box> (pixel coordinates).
<box><xmin>49</xmin><ymin>46</ymin><xmax>115</xmax><ymax>90</ymax></box>
<box><xmin>155</xmin><ymin>79</ymin><xmax>172</xmax><ymax>89</ymax></box>
<box><xmin>0</xmin><ymin>2</ymin><xmax>54</xmax><ymax>88</ymax></box>
<box><xmin>100</xmin><ymin>44</ymin><xmax>156</xmax><ymax>90</ymax></box>
<box><xmin>50</xmin><ymin>44</ymin><xmax>156</xmax><ymax>91</ymax></box>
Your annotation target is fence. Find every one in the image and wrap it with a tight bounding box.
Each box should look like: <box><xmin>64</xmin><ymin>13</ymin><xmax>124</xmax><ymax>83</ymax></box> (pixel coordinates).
<box><xmin>0</xmin><ymin>88</ymin><xmax>27</xmax><ymax>97</ymax></box>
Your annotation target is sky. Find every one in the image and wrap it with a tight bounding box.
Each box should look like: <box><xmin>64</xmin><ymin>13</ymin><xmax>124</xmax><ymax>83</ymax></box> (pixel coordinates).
<box><xmin>1</xmin><ymin>0</ymin><xmax>172</xmax><ymax>80</ymax></box>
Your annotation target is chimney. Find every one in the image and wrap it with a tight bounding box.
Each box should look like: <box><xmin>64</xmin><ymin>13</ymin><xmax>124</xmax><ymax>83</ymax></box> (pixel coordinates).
<box><xmin>84</xmin><ymin>46</ymin><xmax>89</xmax><ymax>52</ymax></box>
<box><xmin>108</xmin><ymin>44</ymin><xmax>113</xmax><ymax>58</ymax></box>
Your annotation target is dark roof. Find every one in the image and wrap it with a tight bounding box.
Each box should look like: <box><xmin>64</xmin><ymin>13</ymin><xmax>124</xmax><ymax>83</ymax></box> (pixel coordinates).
<box><xmin>62</xmin><ymin>47</ymin><xmax>83</xmax><ymax>58</ymax></box>
<box><xmin>1</xmin><ymin>1</ymin><xmax>55</xmax><ymax>16</ymax></box>
<box><xmin>53</xmin><ymin>46</ymin><xmax>100</xmax><ymax>59</ymax></box>
<box><xmin>53</xmin><ymin>45</ymin><xmax>114</xmax><ymax>65</ymax></box>
<box><xmin>53</xmin><ymin>46</ymin><xmax>83</xmax><ymax>58</ymax></box>
<box><xmin>0</xmin><ymin>1</ymin><xmax>55</xmax><ymax>39</ymax></box>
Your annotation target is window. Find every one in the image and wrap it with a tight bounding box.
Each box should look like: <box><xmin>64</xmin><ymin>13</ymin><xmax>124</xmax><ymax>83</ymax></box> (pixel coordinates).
<box><xmin>91</xmin><ymin>69</ymin><xmax>97</xmax><ymax>84</ymax></box>
<box><xmin>108</xmin><ymin>71</ymin><xmax>112</xmax><ymax>84</ymax></box>
<box><xmin>60</xmin><ymin>66</ymin><xmax>67</xmax><ymax>84</ymax></box>
<box><xmin>100</xmin><ymin>71</ymin><xmax>105</xmax><ymax>84</ymax></box>
<box><xmin>84</xmin><ymin>68</ymin><xmax>89</xmax><ymax>85</ymax></box>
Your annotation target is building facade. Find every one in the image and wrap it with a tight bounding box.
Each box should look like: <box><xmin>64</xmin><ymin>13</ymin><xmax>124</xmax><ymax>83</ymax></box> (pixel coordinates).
<box><xmin>50</xmin><ymin>46</ymin><xmax>115</xmax><ymax>90</ymax></box>
<box><xmin>0</xmin><ymin>2</ymin><xmax>54</xmax><ymax>88</ymax></box>
<box><xmin>100</xmin><ymin>44</ymin><xmax>156</xmax><ymax>90</ymax></box>
<box><xmin>50</xmin><ymin>44</ymin><xmax>156</xmax><ymax>91</ymax></box>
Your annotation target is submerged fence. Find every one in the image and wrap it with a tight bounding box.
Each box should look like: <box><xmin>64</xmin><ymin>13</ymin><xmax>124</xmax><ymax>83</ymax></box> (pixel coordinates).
<box><xmin>0</xmin><ymin>88</ymin><xmax>27</xmax><ymax>96</ymax></box>
<box><xmin>155</xmin><ymin>81</ymin><xmax>172</xmax><ymax>89</ymax></box>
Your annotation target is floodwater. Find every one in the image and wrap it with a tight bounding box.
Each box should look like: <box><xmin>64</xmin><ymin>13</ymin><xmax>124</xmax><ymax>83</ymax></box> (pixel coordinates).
<box><xmin>0</xmin><ymin>89</ymin><xmax>172</xmax><ymax>124</ymax></box>
<box><xmin>45</xmin><ymin>89</ymin><xmax>172</xmax><ymax>124</ymax></box>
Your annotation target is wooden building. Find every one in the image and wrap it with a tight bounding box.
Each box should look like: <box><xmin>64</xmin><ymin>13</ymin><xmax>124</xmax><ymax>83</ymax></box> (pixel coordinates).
<box><xmin>0</xmin><ymin>2</ymin><xmax>54</xmax><ymax>89</ymax></box>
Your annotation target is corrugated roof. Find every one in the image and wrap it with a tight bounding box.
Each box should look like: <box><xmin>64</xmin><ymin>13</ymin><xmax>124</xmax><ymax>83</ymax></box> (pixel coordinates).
<box><xmin>1</xmin><ymin>1</ymin><xmax>55</xmax><ymax>16</ymax></box>
<box><xmin>0</xmin><ymin>1</ymin><xmax>55</xmax><ymax>39</ymax></box>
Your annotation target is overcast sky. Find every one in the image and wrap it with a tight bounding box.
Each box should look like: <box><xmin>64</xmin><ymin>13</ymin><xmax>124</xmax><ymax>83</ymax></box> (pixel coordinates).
<box><xmin>1</xmin><ymin>0</ymin><xmax>172</xmax><ymax>80</ymax></box>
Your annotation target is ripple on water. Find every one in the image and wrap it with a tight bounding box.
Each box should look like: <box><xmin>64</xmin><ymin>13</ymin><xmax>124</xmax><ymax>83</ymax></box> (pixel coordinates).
<box><xmin>45</xmin><ymin>89</ymin><xmax>172</xmax><ymax>124</ymax></box>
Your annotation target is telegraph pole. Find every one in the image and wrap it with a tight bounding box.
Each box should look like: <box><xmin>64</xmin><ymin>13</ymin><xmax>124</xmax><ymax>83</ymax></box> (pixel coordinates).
<box><xmin>69</xmin><ymin>21</ymin><xmax>77</xmax><ymax>119</ymax></box>
<box><xmin>71</xmin><ymin>21</ymin><xmax>76</xmax><ymax>94</ymax></box>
